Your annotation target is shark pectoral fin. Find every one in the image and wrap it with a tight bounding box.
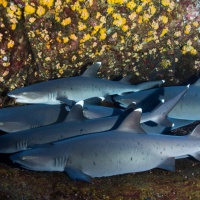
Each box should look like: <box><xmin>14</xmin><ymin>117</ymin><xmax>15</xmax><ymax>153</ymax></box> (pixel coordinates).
<box><xmin>190</xmin><ymin>152</ymin><xmax>200</xmax><ymax>161</ymax></box>
<box><xmin>84</xmin><ymin>97</ymin><xmax>105</xmax><ymax>105</ymax></box>
<box><xmin>158</xmin><ymin>157</ymin><xmax>175</xmax><ymax>171</ymax></box>
<box><xmin>56</xmin><ymin>97</ymin><xmax>75</xmax><ymax>106</ymax></box>
<box><xmin>64</xmin><ymin>167</ymin><xmax>92</xmax><ymax>182</ymax></box>
<box><xmin>82</xmin><ymin>62</ymin><xmax>101</xmax><ymax>78</ymax></box>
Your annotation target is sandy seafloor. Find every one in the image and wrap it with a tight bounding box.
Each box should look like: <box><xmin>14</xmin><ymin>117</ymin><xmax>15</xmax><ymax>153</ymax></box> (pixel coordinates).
<box><xmin>0</xmin><ymin>121</ymin><xmax>200</xmax><ymax>200</ymax></box>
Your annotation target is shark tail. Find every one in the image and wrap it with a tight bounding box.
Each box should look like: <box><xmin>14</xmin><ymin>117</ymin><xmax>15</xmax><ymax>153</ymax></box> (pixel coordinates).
<box><xmin>144</xmin><ymin>85</ymin><xmax>189</xmax><ymax>127</ymax></box>
<box><xmin>185</xmin><ymin>124</ymin><xmax>200</xmax><ymax>161</ymax></box>
<box><xmin>133</xmin><ymin>80</ymin><xmax>165</xmax><ymax>92</ymax></box>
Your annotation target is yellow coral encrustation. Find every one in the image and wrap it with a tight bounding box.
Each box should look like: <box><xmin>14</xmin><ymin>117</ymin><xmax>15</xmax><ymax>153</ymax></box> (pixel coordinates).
<box><xmin>161</xmin><ymin>0</ymin><xmax>170</xmax><ymax>7</ymax></box>
<box><xmin>0</xmin><ymin>0</ymin><xmax>8</xmax><ymax>7</ymax></box>
<box><xmin>61</xmin><ymin>17</ymin><xmax>71</xmax><ymax>26</ymax></box>
<box><xmin>1</xmin><ymin>0</ymin><xmax>199</xmax><ymax>83</ymax></box>
<box><xmin>40</xmin><ymin>0</ymin><xmax>54</xmax><ymax>8</ymax></box>
<box><xmin>36</xmin><ymin>6</ymin><xmax>46</xmax><ymax>17</ymax></box>
<box><xmin>184</xmin><ymin>24</ymin><xmax>191</xmax><ymax>35</ymax></box>
<box><xmin>160</xmin><ymin>28</ymin><xmax>168</xmax><ymax>37</ymax></box>
<box><xmin>24</xmin><ymin>3</ymin><xmax>36</xmax><ymax>15</ymax></box>
<box><xmin>160</xmin><ymin>15</ymin><xmax>168</xmax><ymax>24</ymax></box>
<box><xmin>7</xmin><ymin>40</ymin><xmax>14</xmax><ymax>48</ymax></box>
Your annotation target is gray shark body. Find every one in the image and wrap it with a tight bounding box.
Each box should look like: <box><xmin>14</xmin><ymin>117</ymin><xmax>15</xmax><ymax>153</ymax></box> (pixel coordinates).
<box><xmin>0</xmin><ymin>104</ymin><xmax>67</xmax><ymax>132</ymax></box>
<box><xmin>83</xmin><ymin>105</ymin><xmax>123</xmax><ymax>119</ymax></box>
<box><xmin>83</xmin><ymin>103</ymin><xmax>195</xmax><ymax>134</ymax></box>
<box><xmin>114</xmin><ymin>79</ymin><xmax>200</xmax><ymax>120</ymax></box>
<box><xmin>10</xmin><ymin>108</ymin><xmax>200</xmax><ymax>182</ymax></box>
<box><xmin>0</xmin><ymin>86</ymin><xmax>188</xmax><ymax>153</ymax></box>
<box><xmin>8</xmin><ymin>62</ymin><xmax>164</xmax><ymax>105</ymax></box>
<box><xmin>0</xmin><ymin>102</ymin><xmax>169</xmax><ymax>153</ymax></box>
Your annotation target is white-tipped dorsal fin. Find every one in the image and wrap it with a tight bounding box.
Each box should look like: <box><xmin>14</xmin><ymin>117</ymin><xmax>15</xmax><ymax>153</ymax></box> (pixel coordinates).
<box><xmin>116</xmin><ymin>108</ymin><xmax>146</xmax><ymax>133</ymax></box>
<box><xmin>82</xmin><ymin>62</ymin><xmax>101</xmax><ymax>78</ymax></box>
<box><xmin>64</xmin><ymin>101</ymin><xmax>88</xmax><ymax>122</ymax></box>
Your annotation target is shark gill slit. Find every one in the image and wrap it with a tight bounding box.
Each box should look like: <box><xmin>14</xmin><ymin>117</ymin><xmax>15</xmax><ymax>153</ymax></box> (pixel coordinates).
<box><xmin>16</xmin><ymin>140</ymin><xmax>28</xmax><ymax>150</ymax></box>
<box><xmin>54</xmin><ymin>156</ymin><xmax>68</xmax><ymax>168</ymax></box>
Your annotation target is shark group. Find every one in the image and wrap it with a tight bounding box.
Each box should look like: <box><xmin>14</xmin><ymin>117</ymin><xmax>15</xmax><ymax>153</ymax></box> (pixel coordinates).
<box><xmin>0</xmin><ymin>62</ymin><xmax>200</xmax><ymax>182</ymax></box>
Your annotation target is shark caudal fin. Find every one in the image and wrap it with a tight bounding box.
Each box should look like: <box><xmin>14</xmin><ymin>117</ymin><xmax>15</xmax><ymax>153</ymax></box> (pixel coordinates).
<box><xmin>145</xmin><ymin>85</ymin><xmax>189</xmax><ymax>127</ymax></box>
<box><xmin>188</xmin><ymin>124</ymin><xmax>200</xmax><ymax>161</ymax></box>
<box><xmin>119</xmin><ymin>75</ymin><xmax>132</xmax><ymax>84</ymax></box>
<box><xmin>64</xmin><ymin>101</ymin><xmax>88</xmax><ymax>122</ymax></box>
<box><xmin>82</xmin><ymin>62</ymin><xmax>101</xmax><ymax>78</ymax></box>
<box><xmin>116</xmin><ymin>108</ymin><xmax>146</xmax><ymax>133</ymax></box>
<box><xmin>133</xmin><ymin>80</ymin><xmax>165</xmax><ymax>92</ymax></box>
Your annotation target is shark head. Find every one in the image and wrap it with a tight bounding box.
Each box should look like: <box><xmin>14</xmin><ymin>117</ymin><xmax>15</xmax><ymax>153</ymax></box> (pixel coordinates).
<box><xmin>8</xmin><ymin>87</ymin><xmax>54</xmax><ymax>104</ymax></box>
<box><xmin>10</xmin><ymin>144</ymin><xmax>65</xmax><ymax>171</ymax></box>
<box><xmin>0</xmin><ymin>133</ymin><xmax>29</xmax><ymax>153</ymax></box>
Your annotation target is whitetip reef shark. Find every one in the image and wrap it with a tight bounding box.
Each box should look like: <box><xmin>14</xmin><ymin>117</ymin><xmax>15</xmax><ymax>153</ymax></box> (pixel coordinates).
<box><xmin>0</xmin><ymin>86</ymin><xmax>188</xmax><ymax>153</ymax></box>
<box><xmin>114</xmin><ymin>78</ymin><xmax>200</xmax><ymax>120</ymax></box>
<box><xmin>10</xmin><ymin>106</ymin><xmax>200</xmax><ymax>182</ymax></box>
<box><xmin>0</xmin><ymin>104</ymin><xmax>68</xmax><ymax>132</ymax></box>
<box><xmin>8</xmin><ymin>62</ymin><xmax>164</xmax><ymax>105</ymax></box>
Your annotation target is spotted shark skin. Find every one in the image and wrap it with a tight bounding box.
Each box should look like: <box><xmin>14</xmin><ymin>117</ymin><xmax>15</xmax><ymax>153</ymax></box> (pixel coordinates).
<box><xmin>0</xmin><ymin>87</ymin><xmax>188</xmax><ymax>153</ymax></box>
<box><xmin>10</xmin><ymin>108</ymin><xmax>200</xmax><ymax>182</ymax></box>
<box><xmin>8</xmin><ymin>62</ymin><xmax>164</xmax><ymax>105</ymax></box>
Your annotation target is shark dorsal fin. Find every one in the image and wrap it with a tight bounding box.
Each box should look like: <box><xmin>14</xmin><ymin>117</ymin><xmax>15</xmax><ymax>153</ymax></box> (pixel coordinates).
<box><xmin>82</xmin><ymin>62</ymin><xmax>101</xmax><ymax>78</ymax></box>
<box><xmin>190</xmin><ymin>124</ymin><xmax>200</xmax><ymax>137</ymax></box>
<box><xmin>193</xmin><ymin>78</ymin><xmax>200</xmax><ymax>87</ymax></box>
<box><xmin>64</xmin><ymin>101</ymin><xmax>87</xmax><ymax>122</ymax></box>
<box><xmin>119</xmin><ymin>75</ymin><xmax>132</xmax><ymax>84</ymax></box>
<box><xmin>117</xmin><ymin>108</ymin><xmax>146</xmax><ymax>133</ymax></box>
